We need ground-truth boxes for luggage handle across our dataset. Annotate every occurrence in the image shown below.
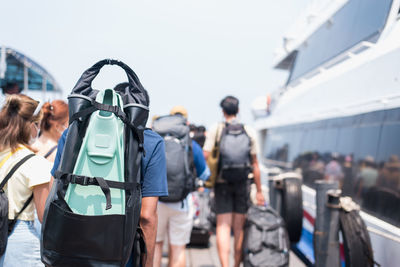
[72,59,145,95]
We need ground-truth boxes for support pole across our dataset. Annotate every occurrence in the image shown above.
[269,177,283,213]
[314,180,339,267]
[325,189,341,266]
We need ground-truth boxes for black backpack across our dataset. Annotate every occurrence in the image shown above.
[219,122,252,183]
[243,205,290,267]
[0,154,35,256]
[40,60,149,267]
[152,115,196,202]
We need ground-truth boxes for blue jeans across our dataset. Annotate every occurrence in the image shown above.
[0,220,42,266]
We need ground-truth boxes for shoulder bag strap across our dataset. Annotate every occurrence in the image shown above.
[43,145,58,159]
[0,154,35,190]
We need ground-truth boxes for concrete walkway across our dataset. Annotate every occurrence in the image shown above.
[161,235,305,267]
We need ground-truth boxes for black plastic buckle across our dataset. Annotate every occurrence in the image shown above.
[82,176,89,186]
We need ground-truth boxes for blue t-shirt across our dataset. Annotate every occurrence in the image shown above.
[192,140,210,181]
[51,129,168,198]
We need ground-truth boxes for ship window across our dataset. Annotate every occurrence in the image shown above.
[264,108,400,226]
[336,127,357,156]
[28,68,43,91]
[376,124,400,163]
[46,80,54,91]
[358,123,400,226]
[353,126,381,161]
[289,0,393,82]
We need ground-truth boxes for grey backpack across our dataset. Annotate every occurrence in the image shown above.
[219,122,252,183]
[152,115,195,202]
[243,205,290,267]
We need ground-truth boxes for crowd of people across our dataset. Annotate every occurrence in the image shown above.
[0,85,264,267]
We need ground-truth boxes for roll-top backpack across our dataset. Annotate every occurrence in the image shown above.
[219,122,252,183]
[243,205,290,267]
[152,115,195,203]
[40,59,149,267]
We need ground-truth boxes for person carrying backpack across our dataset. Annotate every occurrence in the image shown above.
[44,61,168,267]
[152,106,210,267]
[203,95,265,267]
[0,94,52,266]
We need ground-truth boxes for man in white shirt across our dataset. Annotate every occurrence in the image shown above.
[203,96,264,267]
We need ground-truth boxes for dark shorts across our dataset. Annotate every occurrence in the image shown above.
[214,181,249,214]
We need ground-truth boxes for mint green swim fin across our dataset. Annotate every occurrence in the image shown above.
[65,89,125,215]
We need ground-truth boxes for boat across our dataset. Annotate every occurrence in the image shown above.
[0,46,62,102]
[252,0,400,266]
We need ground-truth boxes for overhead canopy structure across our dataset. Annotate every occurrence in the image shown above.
[0,46,61,93]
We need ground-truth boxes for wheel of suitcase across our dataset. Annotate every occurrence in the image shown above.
[281,177,303,243]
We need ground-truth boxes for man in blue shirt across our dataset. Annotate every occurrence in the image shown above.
[153,107,210,267]
[52,118,168,266]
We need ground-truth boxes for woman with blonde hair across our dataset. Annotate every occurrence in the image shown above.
[0,94,52,266]
[32,100,68,162]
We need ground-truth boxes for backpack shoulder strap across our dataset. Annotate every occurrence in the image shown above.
[0,154,35,190]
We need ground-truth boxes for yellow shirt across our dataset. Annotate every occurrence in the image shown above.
[0,147,52,221]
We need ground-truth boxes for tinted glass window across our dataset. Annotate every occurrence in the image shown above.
[287,130,302,162]
[28,69,43,90]
[289,0,393,82]
[356,123,400,226]
[337,127,357,156]
[353,126,381,161]
[46,80,54,91]
[376,124,400,162]
[321,128,339,154]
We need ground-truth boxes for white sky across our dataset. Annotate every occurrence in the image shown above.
[1,0,309,128]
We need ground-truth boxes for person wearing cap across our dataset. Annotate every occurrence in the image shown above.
[203,96,264,267]
[153,106,210,267]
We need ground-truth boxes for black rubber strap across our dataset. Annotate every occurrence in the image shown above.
[94,177,112,210]
[0,154,35,190]
[56,172,139,211]
[56,172,138,190]
[9,193,34,233]
[69,101,144,146]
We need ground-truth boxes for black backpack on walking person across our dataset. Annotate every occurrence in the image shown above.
[152,115,196,202]
[219,122,252,183]
[0,153,35,256]
[40,60,149,267]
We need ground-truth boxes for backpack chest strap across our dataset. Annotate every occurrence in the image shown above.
[56,171,139,210]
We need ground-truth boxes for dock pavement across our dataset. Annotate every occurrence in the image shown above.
[161,234,306,267]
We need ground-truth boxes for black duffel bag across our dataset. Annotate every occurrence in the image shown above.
[243,205,290,267]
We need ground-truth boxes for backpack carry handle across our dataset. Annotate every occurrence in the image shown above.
[71,59,147,100]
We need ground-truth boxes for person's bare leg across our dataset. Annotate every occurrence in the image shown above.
[216,213,233,267]
[153,241,164,267]
[232,213,246,267]
[168,244,186,267]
